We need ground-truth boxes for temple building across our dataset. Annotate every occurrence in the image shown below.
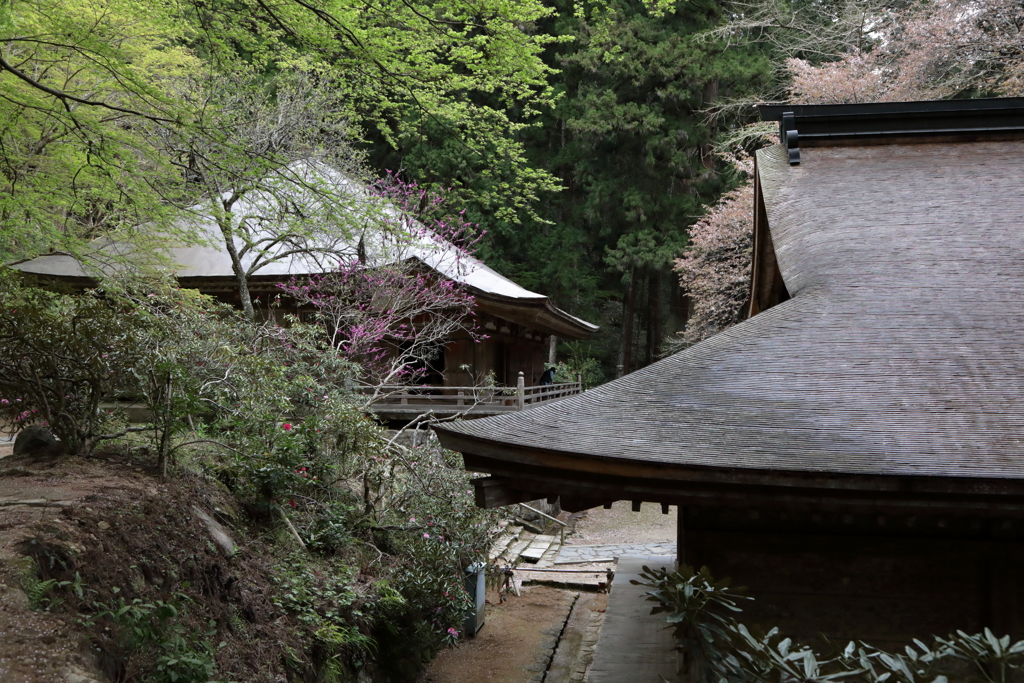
[10,171,597,417]
[435,97,1024,645]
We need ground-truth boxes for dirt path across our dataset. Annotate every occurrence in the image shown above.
[0,452,140,683]
[418,586,601,683]
[419,501,674,683]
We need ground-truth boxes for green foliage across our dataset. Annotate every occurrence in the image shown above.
[555,341,606,388]
[270,553,359,628]
[0,0,197,262]
[637,563,1024,683]
[90,596,220,683]
[17,557,75,612]
[0,270,157,454]
[0,0,570,266]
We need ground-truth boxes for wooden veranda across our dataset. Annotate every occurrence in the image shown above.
[363,372,582,420]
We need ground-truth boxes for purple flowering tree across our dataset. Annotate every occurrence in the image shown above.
[279,174,484,405]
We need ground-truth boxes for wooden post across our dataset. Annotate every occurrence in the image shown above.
[676,506,687,569]
[548,335,557,365]
[457,390,464,407]
[577,372,583,392]
[517,372,525,410]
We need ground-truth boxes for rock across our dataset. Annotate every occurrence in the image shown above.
[13,425,60,456]
[62,665,103,683]
[192,506,236,558]
[96,521,110,530]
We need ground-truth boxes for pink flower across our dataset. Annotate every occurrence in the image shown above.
[447,628,459,637]
[423,533,430,539]
[282,423,293,431]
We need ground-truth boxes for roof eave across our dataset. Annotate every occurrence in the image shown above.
[436,426,1024,515]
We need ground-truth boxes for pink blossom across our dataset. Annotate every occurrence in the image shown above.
[282,422,293,431]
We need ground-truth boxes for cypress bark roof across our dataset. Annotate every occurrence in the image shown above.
[9,162,597,339]
[437,136,1024,482]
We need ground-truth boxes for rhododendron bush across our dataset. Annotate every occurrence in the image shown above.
[0,270,160,455]
[0,266,495,670]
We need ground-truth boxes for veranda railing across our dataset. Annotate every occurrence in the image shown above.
[362,371,583,412]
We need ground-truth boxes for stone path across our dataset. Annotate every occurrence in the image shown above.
[554,542,675,563]
[587,555,679,683]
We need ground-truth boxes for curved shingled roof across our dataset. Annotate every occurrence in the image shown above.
[10,162,597,339]
[437,138,1024,481]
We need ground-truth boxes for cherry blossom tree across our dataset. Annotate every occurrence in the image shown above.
[787,0,1024,102]
[671,155,756,350]
[720,0,1024,103]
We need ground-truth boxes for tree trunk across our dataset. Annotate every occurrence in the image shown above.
[548,335,557,366]
[617,269,637,377]
[218,218,255,319]
[670,284,690,335]
[646,270,662,364]
[700,79,720,172]
[235,271,255,320]
[157,376,173,478]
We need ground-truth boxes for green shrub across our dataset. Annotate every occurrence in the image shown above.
[89,595,219,683]
[0,269,155,454]
[637,564,1024,683]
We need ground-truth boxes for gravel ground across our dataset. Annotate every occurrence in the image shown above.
[566,501,676,546]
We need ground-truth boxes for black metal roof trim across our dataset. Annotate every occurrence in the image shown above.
[758,98,1024,150]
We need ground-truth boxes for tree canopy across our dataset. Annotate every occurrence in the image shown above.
[0,0,571,264]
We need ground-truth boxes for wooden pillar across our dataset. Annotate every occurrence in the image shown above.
[516,372,525,410]
[676,506,687,568]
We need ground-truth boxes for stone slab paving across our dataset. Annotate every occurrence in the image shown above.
[587,555,679,683]
[555,542,675,563]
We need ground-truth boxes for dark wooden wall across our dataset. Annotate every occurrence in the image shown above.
[444,314,548,387]
[682,506,1024,650]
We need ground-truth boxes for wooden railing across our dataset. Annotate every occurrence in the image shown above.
[362,371,583,414]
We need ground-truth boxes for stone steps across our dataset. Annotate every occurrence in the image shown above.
[519,534,557,563]
[487,523,523,562]
[490,522,566,568]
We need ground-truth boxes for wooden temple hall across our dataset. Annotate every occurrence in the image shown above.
[436,98,1024,646]
[11,178,598,416]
